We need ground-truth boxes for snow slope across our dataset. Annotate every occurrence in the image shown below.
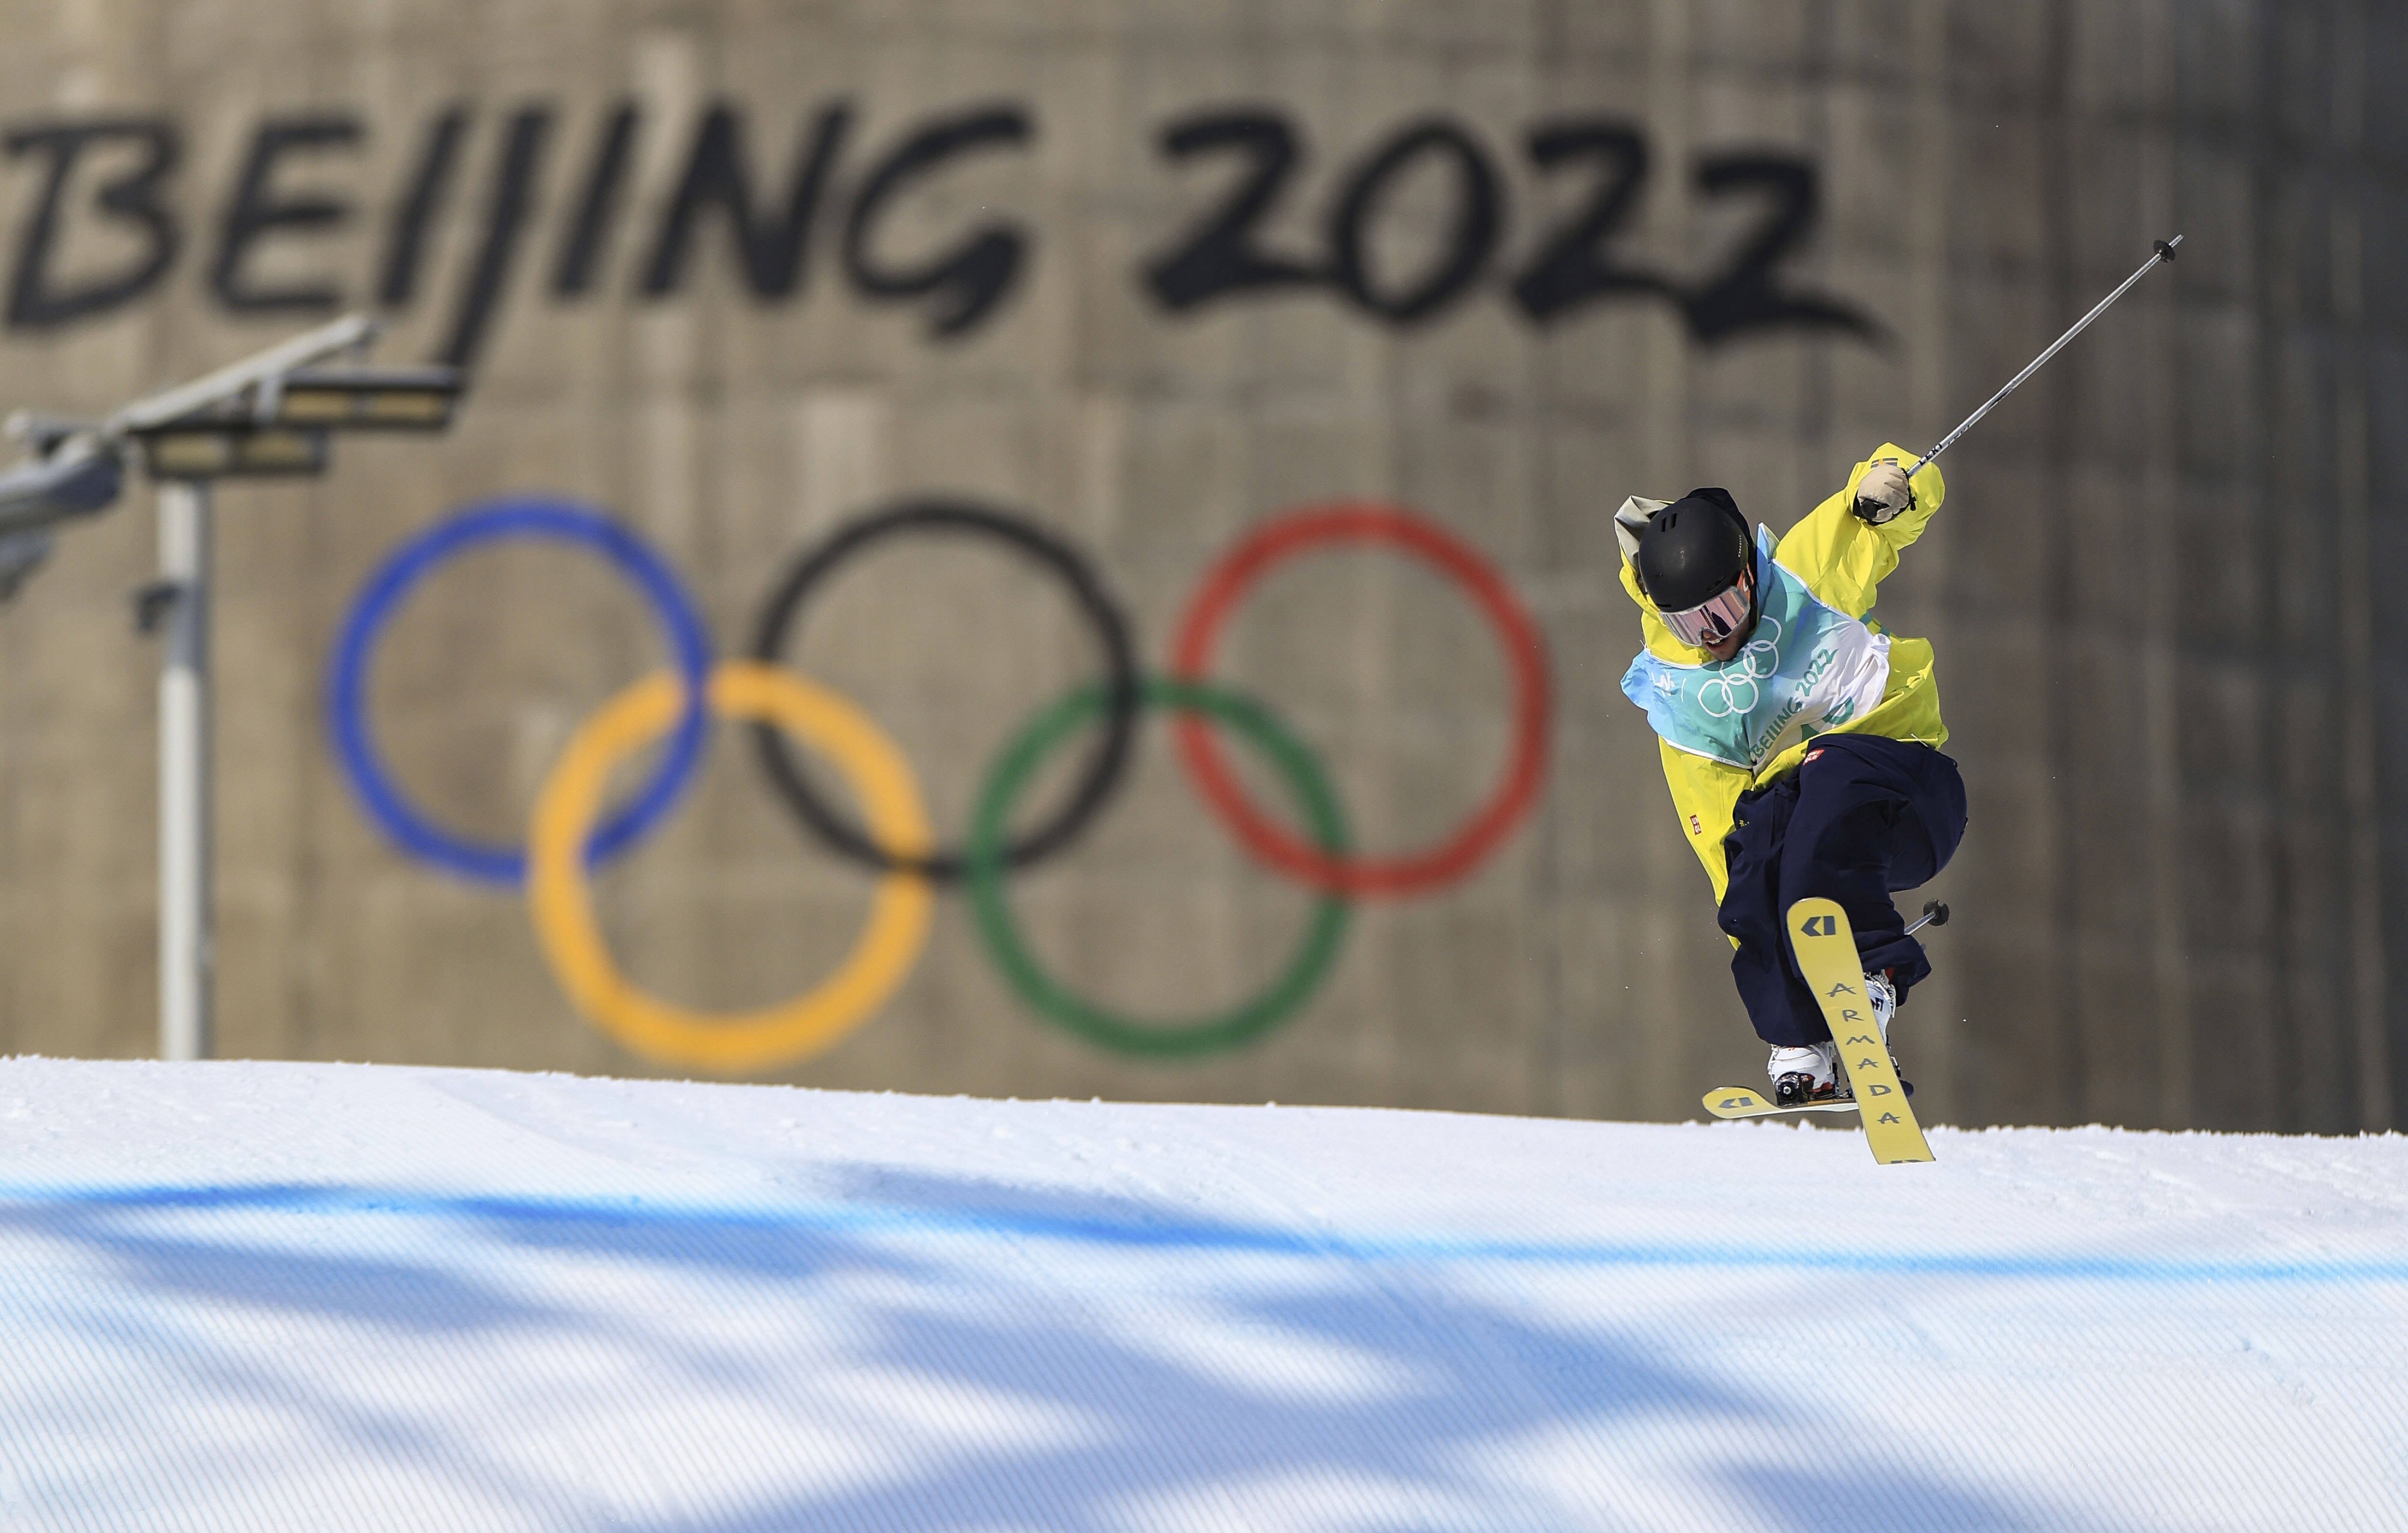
[0,1059,2402,1531]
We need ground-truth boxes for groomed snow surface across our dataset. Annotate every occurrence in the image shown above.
[0,1060,2403,1531]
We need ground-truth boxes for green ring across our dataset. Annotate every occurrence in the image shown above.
[967,677,1351,1058]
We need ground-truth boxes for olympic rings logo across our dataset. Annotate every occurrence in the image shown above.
[328,495,1551,1073]
[1695,616,1783,719]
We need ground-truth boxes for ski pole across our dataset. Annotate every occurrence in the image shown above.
[1903,236,2182,481]
[1903,899,1949,938]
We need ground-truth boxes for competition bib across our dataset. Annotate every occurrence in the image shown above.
[1621,528,1891,770]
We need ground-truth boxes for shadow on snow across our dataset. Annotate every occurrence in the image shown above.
[0,1169,2107,1532]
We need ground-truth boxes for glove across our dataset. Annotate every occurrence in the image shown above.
[1852,459,1912,524]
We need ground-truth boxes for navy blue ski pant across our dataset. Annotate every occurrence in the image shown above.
[1716,735,1967,1048]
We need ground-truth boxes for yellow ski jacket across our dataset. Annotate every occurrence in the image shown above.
[1618,444,1948,902]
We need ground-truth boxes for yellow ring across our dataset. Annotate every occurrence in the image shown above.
[526,660,934,1073]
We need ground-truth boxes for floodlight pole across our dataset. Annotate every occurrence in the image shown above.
[157,478,212,1062]
[0,312,462,1063]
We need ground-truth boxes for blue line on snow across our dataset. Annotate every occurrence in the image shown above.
[0,1179,2401,1286]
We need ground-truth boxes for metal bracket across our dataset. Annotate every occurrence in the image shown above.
[132,579,183,635]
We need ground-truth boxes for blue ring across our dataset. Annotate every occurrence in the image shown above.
[328,499,713,885]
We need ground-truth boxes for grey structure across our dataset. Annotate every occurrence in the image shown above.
[0,0,2389,1133]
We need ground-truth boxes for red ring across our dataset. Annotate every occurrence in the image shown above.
[1170,503,1551,897]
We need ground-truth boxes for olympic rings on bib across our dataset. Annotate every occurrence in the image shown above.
[749,499,1141,882]
[526,662,934,1071]
[966,678,1350,1058]
[1696,616,1783,719]
[1169,503,1550,897]
[330,499,713,885]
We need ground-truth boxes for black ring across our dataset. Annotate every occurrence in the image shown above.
[748,498,1141,882]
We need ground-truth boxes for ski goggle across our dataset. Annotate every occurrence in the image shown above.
[1658,565,1754,649]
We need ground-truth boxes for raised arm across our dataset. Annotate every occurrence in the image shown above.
[1773,442,1946,622]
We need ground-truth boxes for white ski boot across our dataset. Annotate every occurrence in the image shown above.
[1865,969,1898,1036]
[1767,1042,1839,1107]
[1857,968,1913,1096]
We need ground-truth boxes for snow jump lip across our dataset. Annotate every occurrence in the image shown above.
[5,1178,2401,1288]
[8,1065,2406,1532]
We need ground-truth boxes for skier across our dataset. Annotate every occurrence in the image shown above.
[1616,447,1968,1106]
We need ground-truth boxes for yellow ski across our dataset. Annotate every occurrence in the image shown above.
[1787,896,1934,1164]
[1701,1086,1867,1119]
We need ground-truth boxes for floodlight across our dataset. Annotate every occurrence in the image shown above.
[140,428,332,480]
[107,317,462,484]
[122,365,461,445]
[265,366,461,430]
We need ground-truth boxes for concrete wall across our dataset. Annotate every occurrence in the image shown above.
[0,0,2388,1132]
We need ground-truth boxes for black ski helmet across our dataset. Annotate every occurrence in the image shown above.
[1635,489,1752,612]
